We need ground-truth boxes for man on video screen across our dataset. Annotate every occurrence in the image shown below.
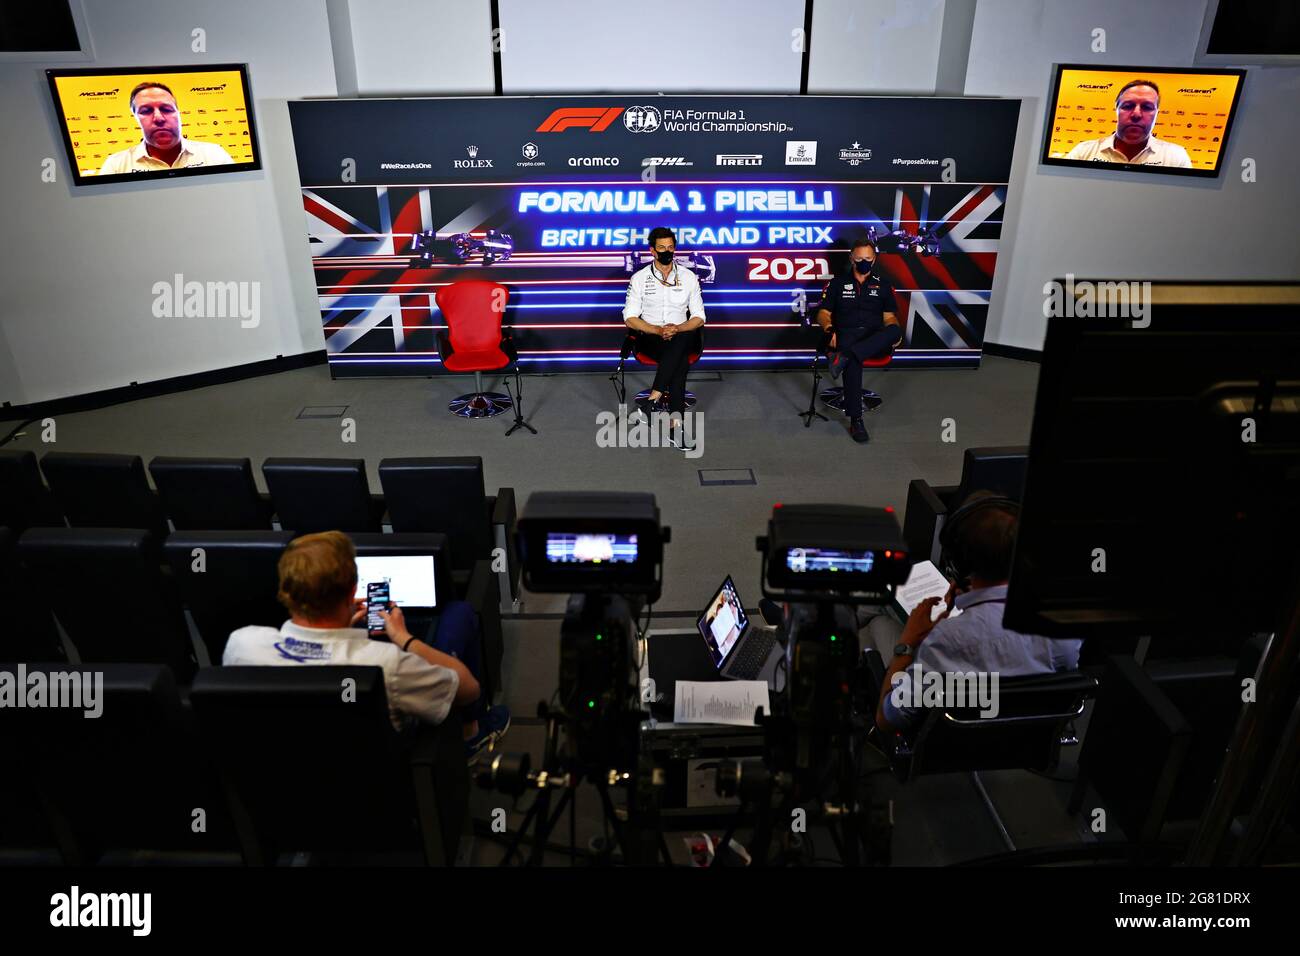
[1064,78,1191,168]
[98,81,234,174]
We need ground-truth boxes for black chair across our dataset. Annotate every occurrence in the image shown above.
[0,449,63,533]
[262,458,385,534]
[18,528,198,682]
[1069,647,1262,849]
[871,662,1097,780]
[150,456,275,530]
[378,456,520,598]
[163,531,296,664]
[0,526,64,662]
[867,648,1097,851]
[0,654,60,861]
[903,446,1029,564]
[351,531,503,701]
[190,666,468,865]
[0,663,235,864]
[40,452,169,539]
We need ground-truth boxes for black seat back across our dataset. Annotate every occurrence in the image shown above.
[1080,652,1248,842]
[906,671,1097,777]
[378,457,490,571]
[18,528,197,682]
[954,446,1029,506]
[40,452,168,539]
[0,522,64,665]
[190,666,463,863]
[0,527,64,662]
[150,456,273,530]
[1,663,233,862]
[163,531,295,664]
[262,458,382,534]
[0,450,63,533]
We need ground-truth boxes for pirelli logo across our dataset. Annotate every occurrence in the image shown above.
[536,107,624,132]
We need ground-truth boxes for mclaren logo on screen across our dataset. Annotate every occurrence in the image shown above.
[536,107,624,132]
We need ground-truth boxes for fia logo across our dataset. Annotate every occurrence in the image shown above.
[624,105,662,133]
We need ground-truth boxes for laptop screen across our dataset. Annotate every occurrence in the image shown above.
[697,576,748,669]
[355,554,438,609]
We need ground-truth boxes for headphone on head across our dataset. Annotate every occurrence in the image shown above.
[938,494,1021,588]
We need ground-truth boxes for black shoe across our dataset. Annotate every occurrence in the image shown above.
[633,396,654,422]
[828,350,846,381]
[850,418,870,443]
[668,418,697,453]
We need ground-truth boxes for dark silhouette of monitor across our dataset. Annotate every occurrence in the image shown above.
[1004,282,1300,641]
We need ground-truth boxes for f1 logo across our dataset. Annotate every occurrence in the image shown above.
[536,107,624,132]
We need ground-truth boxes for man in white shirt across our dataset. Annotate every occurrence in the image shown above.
[1063,79,1192,168]
[622,227,707,433]
[224,531,508,754]
[98,81,234,175]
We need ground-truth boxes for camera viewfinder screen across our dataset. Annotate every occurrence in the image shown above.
[785,547,876,574]
[545,533,639,564]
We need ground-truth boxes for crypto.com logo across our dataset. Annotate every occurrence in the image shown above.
[536,107,624,132]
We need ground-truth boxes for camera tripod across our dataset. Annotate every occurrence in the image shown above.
[480,703,672,866]
[715,707,891,867]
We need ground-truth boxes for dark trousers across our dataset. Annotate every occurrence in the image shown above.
[423,599,488,725]
[838,325,901,418]
[638,330,700,414]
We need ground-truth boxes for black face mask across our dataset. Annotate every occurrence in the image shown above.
[656,250,675,266]
[854,257,874,275]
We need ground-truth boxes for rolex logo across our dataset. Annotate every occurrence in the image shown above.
[466,145,478,158]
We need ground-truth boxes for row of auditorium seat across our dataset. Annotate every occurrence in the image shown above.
[0,449,518,591]
[0,526,502,695]
[0,662,467,865]
[1,442,1274,861]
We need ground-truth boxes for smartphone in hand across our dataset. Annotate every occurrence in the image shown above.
[366,580,391,639]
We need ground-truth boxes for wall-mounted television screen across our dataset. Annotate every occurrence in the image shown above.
[1040,64,1245,178]
[46,64,261,186]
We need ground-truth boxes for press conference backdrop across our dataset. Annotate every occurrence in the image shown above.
[287,96,1021,376]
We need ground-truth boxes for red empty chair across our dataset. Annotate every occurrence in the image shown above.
[435,280,535,434]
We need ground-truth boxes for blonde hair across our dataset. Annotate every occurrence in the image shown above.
[277,531,357,620]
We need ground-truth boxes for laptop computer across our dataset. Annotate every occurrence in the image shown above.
[355,553,438,610]
[698,576,780,683]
